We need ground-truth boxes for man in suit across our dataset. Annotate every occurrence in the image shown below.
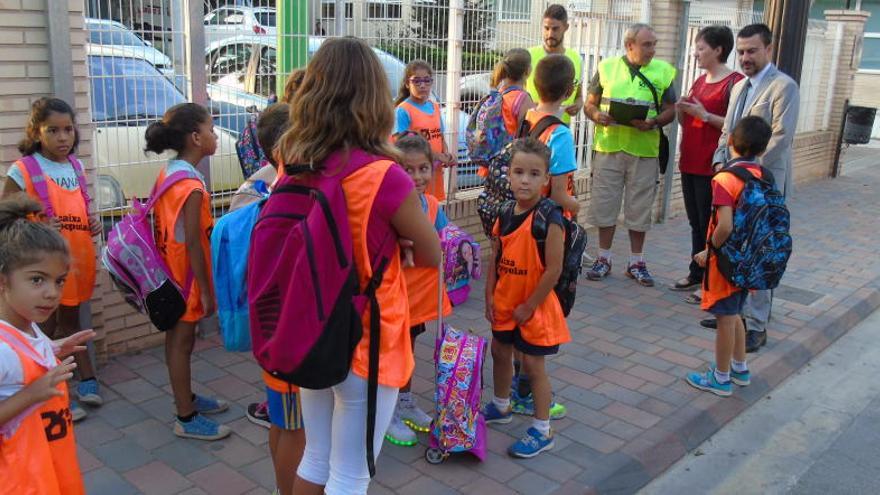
[701,23,800,352]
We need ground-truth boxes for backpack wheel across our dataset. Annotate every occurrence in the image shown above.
[425,447,447,465]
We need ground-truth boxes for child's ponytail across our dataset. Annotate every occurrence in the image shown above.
[145,103,211,155]
[491,48,532,89]
[0,194,68,274]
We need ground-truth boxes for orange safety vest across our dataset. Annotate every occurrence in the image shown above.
[345,161,413,388]
[501,86,530,137]
[524,109,576,207]
[398,100,446,201]
[404,194,452,327]
[153,167,214,323]
[0,323,84,495]
[491,212,570,347]
[17,160,95,306]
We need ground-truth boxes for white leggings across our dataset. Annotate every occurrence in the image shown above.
[296,372,399,495]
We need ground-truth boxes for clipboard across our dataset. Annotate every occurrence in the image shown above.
[609,100,649,126]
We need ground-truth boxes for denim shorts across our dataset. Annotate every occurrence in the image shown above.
[708,290,748,316]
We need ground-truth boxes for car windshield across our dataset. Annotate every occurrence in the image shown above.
[254,11,275,27]
[88,24,147,47]
[89,55,185,123]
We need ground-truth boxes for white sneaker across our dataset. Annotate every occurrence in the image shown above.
[384,412,417,446]
[398,398,432,432]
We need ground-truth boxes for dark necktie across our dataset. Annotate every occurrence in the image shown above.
[732,80,752,125]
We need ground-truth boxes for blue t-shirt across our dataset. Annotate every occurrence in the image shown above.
[546,125,578,177]
[394,98,446,136]
[420,194,448,233]
[165,158,207,184]
[7,152,81,191]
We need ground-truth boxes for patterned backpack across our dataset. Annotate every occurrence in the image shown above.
[235,113,268,179]
[465,86,526,165]
[440,223,481,306]
[711,165,792,290]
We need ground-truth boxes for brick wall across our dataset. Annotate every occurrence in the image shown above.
[852,72,880,108]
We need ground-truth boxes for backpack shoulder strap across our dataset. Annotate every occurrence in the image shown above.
[528,115,566,141]
[144,170,202,211]
[18,155,54,217]
[67,156,93,210]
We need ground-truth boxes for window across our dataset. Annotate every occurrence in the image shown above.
[254,10,276,27]
[88,56,185,123]
[209,43,253,88]
[366,1,402,20]
[498,0,529,21]
[87,24,148,47]
[860,1,880,70]
[321,1,354,19]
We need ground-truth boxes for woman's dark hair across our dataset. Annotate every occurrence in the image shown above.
[394,59,434,107]
[731,116,772,157]
[509,137,551,172]
[144,103,211,155]
[18,97,79,156]
[257,103,290,167]
[395,132,433,163]
[0,193,68,275]
[697,25,735,63]
[491,48,532,88]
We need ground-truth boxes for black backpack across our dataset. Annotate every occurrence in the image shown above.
[498,198,587,316]
[477,115,566,238]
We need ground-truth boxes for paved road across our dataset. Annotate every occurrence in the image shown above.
[641,308,880,495]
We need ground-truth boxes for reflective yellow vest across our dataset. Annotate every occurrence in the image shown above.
[526,46,582,124]
[593,56,676,157]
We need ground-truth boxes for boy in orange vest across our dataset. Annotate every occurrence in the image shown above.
[482,137,571,458]
[686,116,772,396]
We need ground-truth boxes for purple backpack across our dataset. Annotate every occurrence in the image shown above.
[247,151,394,477]
[441,223,481,306]
[19,154,91,217]
[102,171,198,331]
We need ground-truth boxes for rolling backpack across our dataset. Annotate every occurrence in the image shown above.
[477,115,565,238]
[710,165,792,290]
[235,113,268,179]
[102,171,200,331]
[247,154,394,477]
[440,223,481,306]
[210,181,270,352]
[465,86,528,165]
[498,197,587,316]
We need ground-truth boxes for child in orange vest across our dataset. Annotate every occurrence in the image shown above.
[144,103,230,441]
[394,59,456,201]
[686,116,772,397]
[384,133,453,447]
[0,193,98,495]
[483,137,570,458]
[2,97,102,422]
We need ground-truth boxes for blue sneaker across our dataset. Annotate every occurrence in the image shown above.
[508,427,554,458]
[76,379,103,407]
[482,401,512,424]
[70,401,87,422]
[193,394,229,415]
[708,363,751,387]
[685,369,732,397]
[173,414,231,441]
[510,392,568,420]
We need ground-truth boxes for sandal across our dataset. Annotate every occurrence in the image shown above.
[670,276,700,292]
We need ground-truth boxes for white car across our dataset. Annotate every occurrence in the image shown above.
[85,18,174,76]
[87,47,243,211]
[204,6,276,46]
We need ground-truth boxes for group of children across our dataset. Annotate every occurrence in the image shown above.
[0,32,778,495]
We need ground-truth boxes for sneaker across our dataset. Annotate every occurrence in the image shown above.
[71,402,87,422]
[173,414,231,441]
[685,369,732,397]
[398,399,432,433]
[586,257,612,281]
[708,363,751,387]
[508,427,555,458]
[76,379,103,407]
[625,261,655,287]
[481,401,513,424]
[510,392,568,420]
[193,394,229,415]
[385,412,418,446]
[246,401,270,429]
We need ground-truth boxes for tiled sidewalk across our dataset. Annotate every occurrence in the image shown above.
[80,151,880,495]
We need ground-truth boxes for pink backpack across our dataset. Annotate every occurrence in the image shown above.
[102,171,198,331]
[247,151,394,477]
[18,154,90,217]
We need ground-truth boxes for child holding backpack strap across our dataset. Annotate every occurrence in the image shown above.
[483,138,570,459]
[144,103,230,441]
[384,133,453,447]
[0,194,96,495]
[265,38,440,495]
[2,97,102,422]
[394,59,456,201]
[686,116,774,397]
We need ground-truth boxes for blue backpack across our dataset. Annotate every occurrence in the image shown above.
[210,182,269,351]
[711,164,792,290]
[465,86,527,164]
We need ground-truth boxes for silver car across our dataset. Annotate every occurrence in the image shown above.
[204,6,277,46]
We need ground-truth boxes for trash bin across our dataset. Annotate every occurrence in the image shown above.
[843,106,877,145]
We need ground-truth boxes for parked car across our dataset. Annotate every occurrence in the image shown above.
[204,36,483,189]
[87,48,244,212]
[204,6,276,46]
[85,18,174,76]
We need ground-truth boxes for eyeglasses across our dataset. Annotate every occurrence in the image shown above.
[409,77,433,86]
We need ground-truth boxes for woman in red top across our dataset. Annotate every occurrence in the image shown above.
[674,25,744,300]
